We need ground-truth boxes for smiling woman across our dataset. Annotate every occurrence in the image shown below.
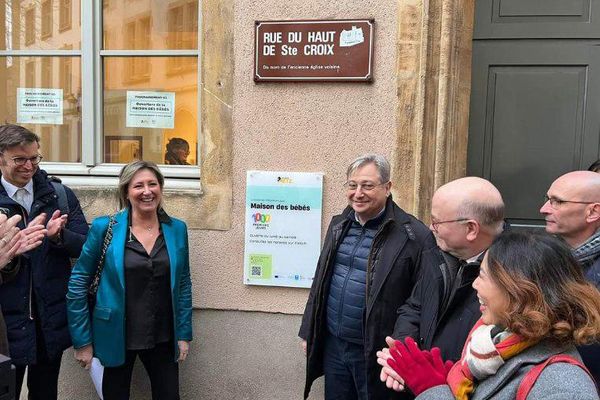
[67,160,193,400]
[386,231,600,400]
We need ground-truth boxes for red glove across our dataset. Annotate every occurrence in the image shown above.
[387,337,450,396]
[422,347,454,375]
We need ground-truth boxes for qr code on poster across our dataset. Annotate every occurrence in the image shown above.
[251,265,262,277]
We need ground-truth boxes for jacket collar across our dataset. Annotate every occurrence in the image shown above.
[110,207,176,290]
[125,206,172,227]
[1,176,33,198]
[340,195,411,226]
[0,169,53,199]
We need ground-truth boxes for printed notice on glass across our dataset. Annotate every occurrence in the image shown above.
[244,170,323,288]
[126,91,175,129]
[17,88,63,125]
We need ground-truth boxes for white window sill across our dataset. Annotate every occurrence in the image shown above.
[42,163,202,192]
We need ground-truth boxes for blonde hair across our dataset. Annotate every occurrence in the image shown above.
[117,160,164,210]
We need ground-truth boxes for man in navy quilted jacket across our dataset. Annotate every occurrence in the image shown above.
[299,154,436,400]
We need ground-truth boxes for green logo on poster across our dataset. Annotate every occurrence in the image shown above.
[249,254,272,279]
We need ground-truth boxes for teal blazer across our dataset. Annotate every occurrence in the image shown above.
[67,209,193,367]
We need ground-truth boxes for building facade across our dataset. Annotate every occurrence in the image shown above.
[6,0,594,399]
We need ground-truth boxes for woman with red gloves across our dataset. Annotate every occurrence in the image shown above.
[380,231,600,399]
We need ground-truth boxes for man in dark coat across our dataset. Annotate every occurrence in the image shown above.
[0,124,88,400]
[541,170,600,381]
[377,177,505,398]
[299,154,436,400]
[0,212,47,357]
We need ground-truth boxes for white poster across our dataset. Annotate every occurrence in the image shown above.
[244,171,323,288]
[17,88,63,125]
[126,91,175,129]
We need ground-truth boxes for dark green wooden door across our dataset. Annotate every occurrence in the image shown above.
[468,0,600,228]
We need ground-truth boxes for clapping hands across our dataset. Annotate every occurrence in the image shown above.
[0,213,47,268]
[387,337,453,396]
[378,336,454,396]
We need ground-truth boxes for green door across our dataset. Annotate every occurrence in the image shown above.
[468,0,600,228]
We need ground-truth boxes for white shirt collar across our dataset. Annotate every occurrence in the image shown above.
[1,176,34,198]
[466,250,485,264]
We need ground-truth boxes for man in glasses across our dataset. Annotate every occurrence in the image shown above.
[541,170,600,381]
[377,177,505,398]
[299,154,436,400]
[0,124,88,400]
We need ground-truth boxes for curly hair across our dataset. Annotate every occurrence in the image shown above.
[486,230,600,345]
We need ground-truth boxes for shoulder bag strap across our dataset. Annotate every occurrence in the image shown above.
[516,354,595,400]
[87,215,115,297]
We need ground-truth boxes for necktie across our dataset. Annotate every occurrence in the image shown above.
[14,188,28,212]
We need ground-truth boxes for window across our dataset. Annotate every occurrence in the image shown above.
[41,57,52,86]
[124,16,151,82]
[60,45,73,96]
[0,1,200,181]
[25,8,35,45]
[41,0,53,39]
[25,60,35,87]
[167,1,198,73]
[59,0,72,32]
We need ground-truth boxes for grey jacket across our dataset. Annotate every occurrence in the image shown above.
[417,341,598,400]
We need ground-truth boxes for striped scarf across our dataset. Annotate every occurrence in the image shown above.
[446,319,537,400]
[572,228,600,268]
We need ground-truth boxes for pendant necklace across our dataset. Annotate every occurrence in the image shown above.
[128,224,156,242]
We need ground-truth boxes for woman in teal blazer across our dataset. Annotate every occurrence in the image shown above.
[67,161,192,400]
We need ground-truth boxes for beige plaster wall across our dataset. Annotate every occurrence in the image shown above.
[70,0,475,317]
[195,0,403,314]
[52,310,322,400]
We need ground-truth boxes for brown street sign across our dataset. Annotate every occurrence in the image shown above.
[254,19,374,82]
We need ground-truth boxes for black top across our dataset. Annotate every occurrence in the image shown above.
[124,215,173,350]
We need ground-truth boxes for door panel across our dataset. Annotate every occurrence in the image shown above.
[468,41,600,227]
[475,0,599,39]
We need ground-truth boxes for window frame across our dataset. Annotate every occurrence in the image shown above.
[41,0,53,40]
[24,7,35,45]
[59,0,73,33]
[0,1,202,185]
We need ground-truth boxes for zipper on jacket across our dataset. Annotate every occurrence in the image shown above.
[18,206,35,321]
[312,222,347,347]
[336,226,366,337]
[422,260,447,347]
[364,220,391,309]
[436,263,467,327]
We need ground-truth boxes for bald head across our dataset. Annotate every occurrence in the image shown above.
[430,177,504,259]
[435,177,505,230]
[541,171,600,247]
[550,171,600,202]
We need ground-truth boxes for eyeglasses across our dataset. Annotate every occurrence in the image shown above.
[2,154,43,166]
[430,218,469,233]
[543,194,596,209]
[343,181,388,192]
